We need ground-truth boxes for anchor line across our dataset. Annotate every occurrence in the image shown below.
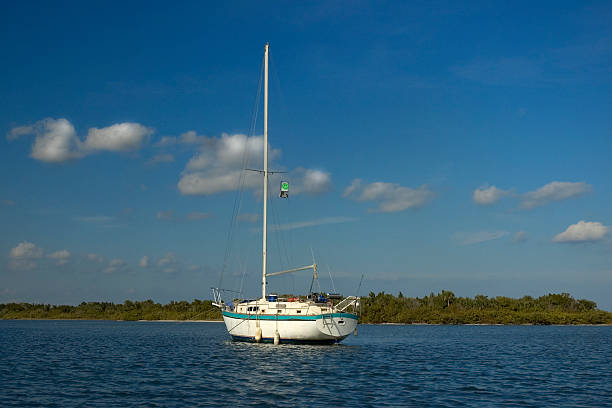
[227,315,250,334]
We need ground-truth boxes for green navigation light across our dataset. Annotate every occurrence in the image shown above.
[280,181,289,198]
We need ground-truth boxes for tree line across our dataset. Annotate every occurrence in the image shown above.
[0,299,220,321]
[360,291,611,324]
[1,292,610,324]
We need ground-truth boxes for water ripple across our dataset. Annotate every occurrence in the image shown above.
[1,322,611,407]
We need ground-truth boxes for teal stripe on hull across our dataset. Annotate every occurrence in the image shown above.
[222,310,358,321]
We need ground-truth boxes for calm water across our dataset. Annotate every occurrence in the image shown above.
[1,321,610,407]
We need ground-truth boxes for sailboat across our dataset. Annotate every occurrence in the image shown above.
[212,43,360,344]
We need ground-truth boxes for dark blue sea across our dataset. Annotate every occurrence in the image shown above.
[1,321,610,407]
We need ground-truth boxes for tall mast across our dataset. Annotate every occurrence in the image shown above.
[262,43,269,299]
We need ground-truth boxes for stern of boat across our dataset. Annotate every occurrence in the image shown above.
[316,313,358,338]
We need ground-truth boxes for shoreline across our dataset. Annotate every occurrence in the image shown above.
[2,318,610,326]
[0,318,223,322]
[371,322,612,326]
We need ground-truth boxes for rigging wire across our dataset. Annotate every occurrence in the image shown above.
[284,192,297,273]
[268,184,284,292]
[218,53,265,292]
[270,52,298,273]
[269,188,291,267]
[268,175,292,295]
[312,247,323,294]
[327,265,337,294]
[238,261,247,298]
[238,212,257,299]
[266,56,297,296]
[270,54,292,136]
[218,49,313,300]
[356,274,365,297]
[278,198,292,271]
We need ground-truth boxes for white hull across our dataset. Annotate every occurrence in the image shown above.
[222,311,358,344]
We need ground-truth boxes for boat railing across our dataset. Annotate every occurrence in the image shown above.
[212,287,246,310]
[211,287,223,308]
[335,296,361,313]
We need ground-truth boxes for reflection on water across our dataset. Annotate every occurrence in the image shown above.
[1,321,610,407]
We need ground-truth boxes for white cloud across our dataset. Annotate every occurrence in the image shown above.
[270,216,357,231]
[512,231,528,243]
[179,170,252,195]
[75,215,115,223]
[454,231,510,246]
[158,252,176,266]
[9,241,43,270]
[154,131,207,148]
[8,118,153,163]
[343,179,362,198]
[154,136,177,148]
[7,124,35,140]
[156,210,174,220]
[104,258,126,273]
[48,250,71,265]
[552,221,608,243]
[139,256,149,268]
[146,154,174,166]
[473,185,509,205]
[84,123,153,152]
[74,215,120,228]
[29,118,84,163]
[238,213,259,223]
[187,212,211,220]
[343,179,434,213]
[291,168,332,195]
[185,154,209,171]
[10,241,43,259]
[177,133,331,198]
[86,253,104,263]
[48,249,70,259]
[179,130,207,144]
[521,181,592,209]
[177,133,281,196]
[220,134,275,166]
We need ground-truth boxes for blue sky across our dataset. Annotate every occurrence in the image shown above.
[1,1,611,309]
